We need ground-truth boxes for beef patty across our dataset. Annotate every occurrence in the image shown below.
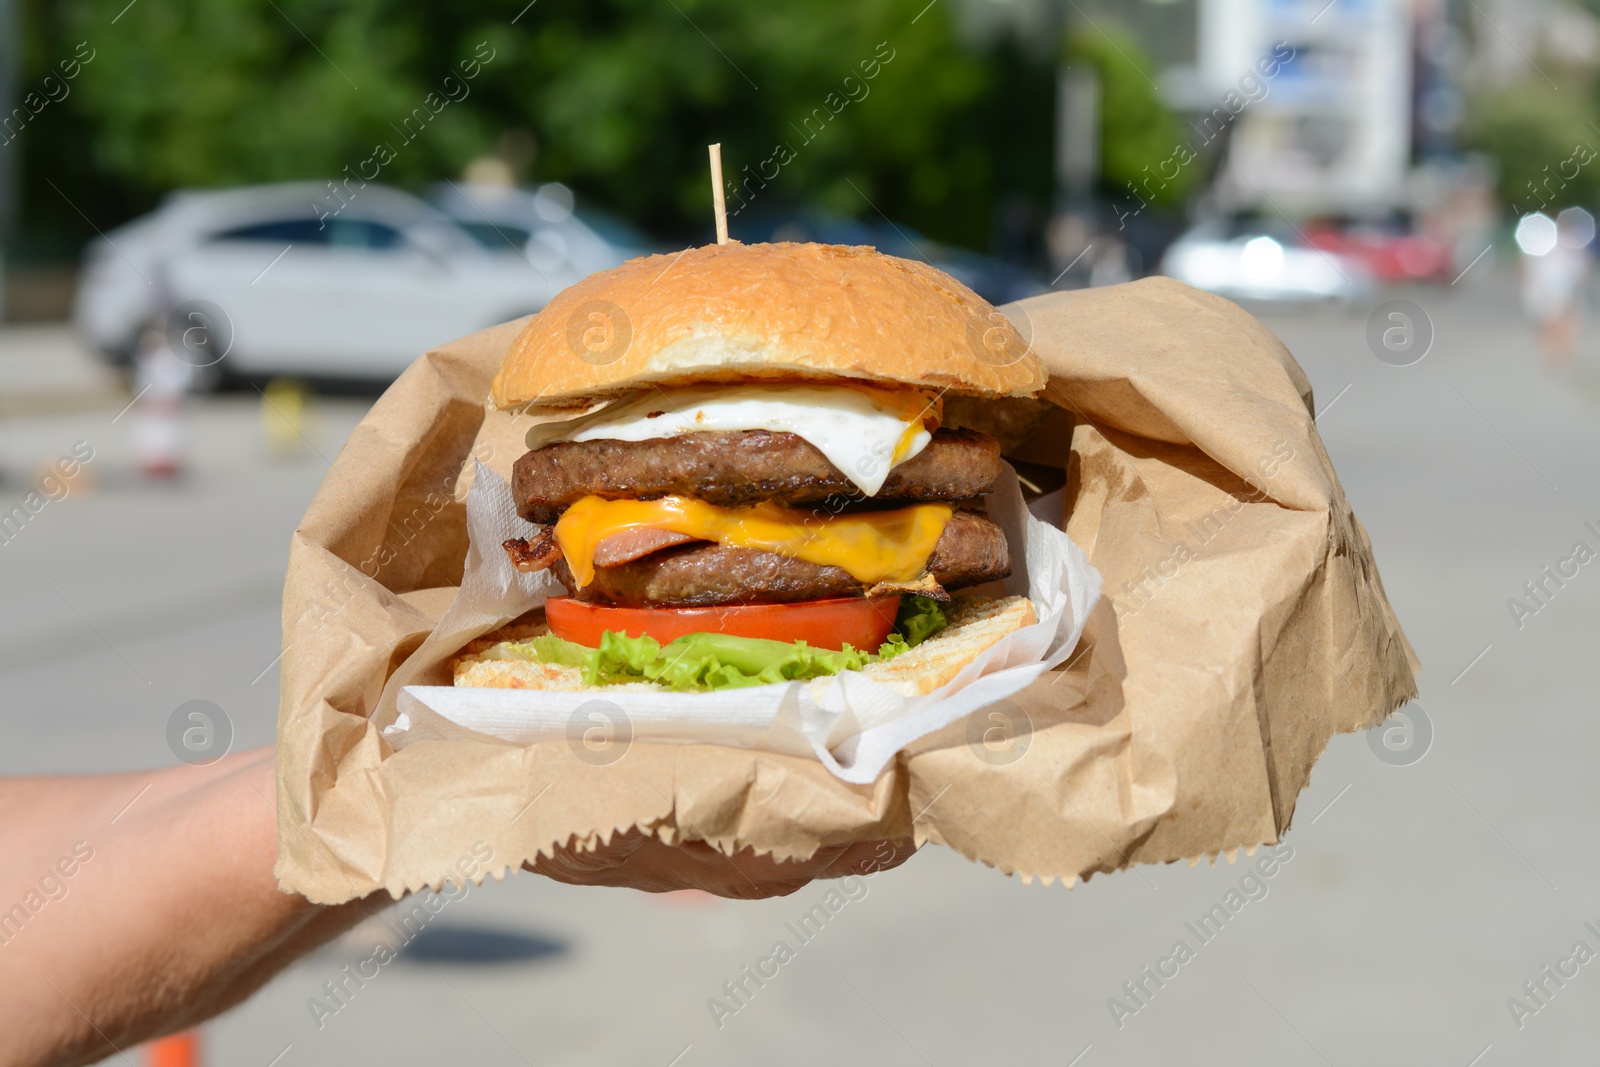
[549,509,1009,607]
[513,427,1001,524]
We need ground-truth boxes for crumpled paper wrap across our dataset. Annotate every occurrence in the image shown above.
[274,277,1417,902]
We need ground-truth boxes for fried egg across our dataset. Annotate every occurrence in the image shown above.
[548,383,939,497]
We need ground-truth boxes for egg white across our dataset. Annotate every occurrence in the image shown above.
[561,384,933,497]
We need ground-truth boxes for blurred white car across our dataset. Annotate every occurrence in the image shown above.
[428,181,660,279]
[74,183,565,383]
[1161,216,1372,305]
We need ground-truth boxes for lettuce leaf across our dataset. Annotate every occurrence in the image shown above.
[895,595,948,647]
[527,633,589,668]
[508,594,952,692]
[580,630,878,690]
[486,633,589,668]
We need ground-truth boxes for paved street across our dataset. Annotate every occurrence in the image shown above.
[1,274,1596,1065]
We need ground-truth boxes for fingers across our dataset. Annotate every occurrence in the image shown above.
[525,829,654,887]
[531,832,813,899]
[814,838,917,880]
[524,830,917,900]
[694,841,841,900]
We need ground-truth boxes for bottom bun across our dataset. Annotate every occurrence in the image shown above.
[452,594,1038,697]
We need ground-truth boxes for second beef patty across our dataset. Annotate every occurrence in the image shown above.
[548,508,1010,607]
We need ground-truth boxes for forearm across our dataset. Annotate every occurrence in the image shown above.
[0,748,386,1067]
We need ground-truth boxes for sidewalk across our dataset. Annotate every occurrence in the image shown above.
[0,323,128,417]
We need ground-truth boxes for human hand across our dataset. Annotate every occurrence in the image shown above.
[0,749,389,1067]
[527,828,915,899]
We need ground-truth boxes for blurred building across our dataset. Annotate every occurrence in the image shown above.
[1464,0,1598,85]
[979,0,1479,211]
[970,0,1503,280]
[1176,0,1415,213]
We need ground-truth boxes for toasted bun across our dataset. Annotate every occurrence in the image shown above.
[452,594,1037,697]
[491,242,1046,413]
[834,594,1037,696]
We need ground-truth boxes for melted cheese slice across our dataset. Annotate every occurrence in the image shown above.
[554,494,953,588]
[560,383,939,497]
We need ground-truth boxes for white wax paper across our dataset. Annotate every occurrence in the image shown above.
[378,461,1101,785]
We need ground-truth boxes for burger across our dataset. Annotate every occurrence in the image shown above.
[453,241,1049,696]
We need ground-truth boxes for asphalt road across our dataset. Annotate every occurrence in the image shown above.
[0,274,1595,1066]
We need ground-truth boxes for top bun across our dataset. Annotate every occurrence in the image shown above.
[491,241,1046,412]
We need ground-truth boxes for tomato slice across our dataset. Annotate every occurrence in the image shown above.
[545,595,903,652]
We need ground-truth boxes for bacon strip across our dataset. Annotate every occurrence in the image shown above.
[865,572,950,601]
[504,526,706,574]
[591,528,701,567]
[503,528,562,573]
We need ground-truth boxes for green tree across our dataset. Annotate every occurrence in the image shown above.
[27,0,1028,247]
[1063,25,1193,205]
[1464,85,1600,215]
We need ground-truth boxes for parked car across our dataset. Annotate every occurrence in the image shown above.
[739,209,1050,306]
[1303,210,1453,283]
[74,182,564,384]
[428,181,662,280]
[1160,215,1372,305]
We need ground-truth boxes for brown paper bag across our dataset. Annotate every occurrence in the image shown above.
[273,277,1416,903]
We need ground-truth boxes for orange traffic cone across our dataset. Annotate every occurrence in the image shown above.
[144,1030,199,1067]
[132,326,189,480]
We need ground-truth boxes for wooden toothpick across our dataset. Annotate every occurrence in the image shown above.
[708,143,729,244]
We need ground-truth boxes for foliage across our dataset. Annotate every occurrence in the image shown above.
[1062,25,1193,206]
[22,0,1032,247]
[1463,85,1600,214]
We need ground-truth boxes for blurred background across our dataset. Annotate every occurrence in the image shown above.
[1,0,1597,1064]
